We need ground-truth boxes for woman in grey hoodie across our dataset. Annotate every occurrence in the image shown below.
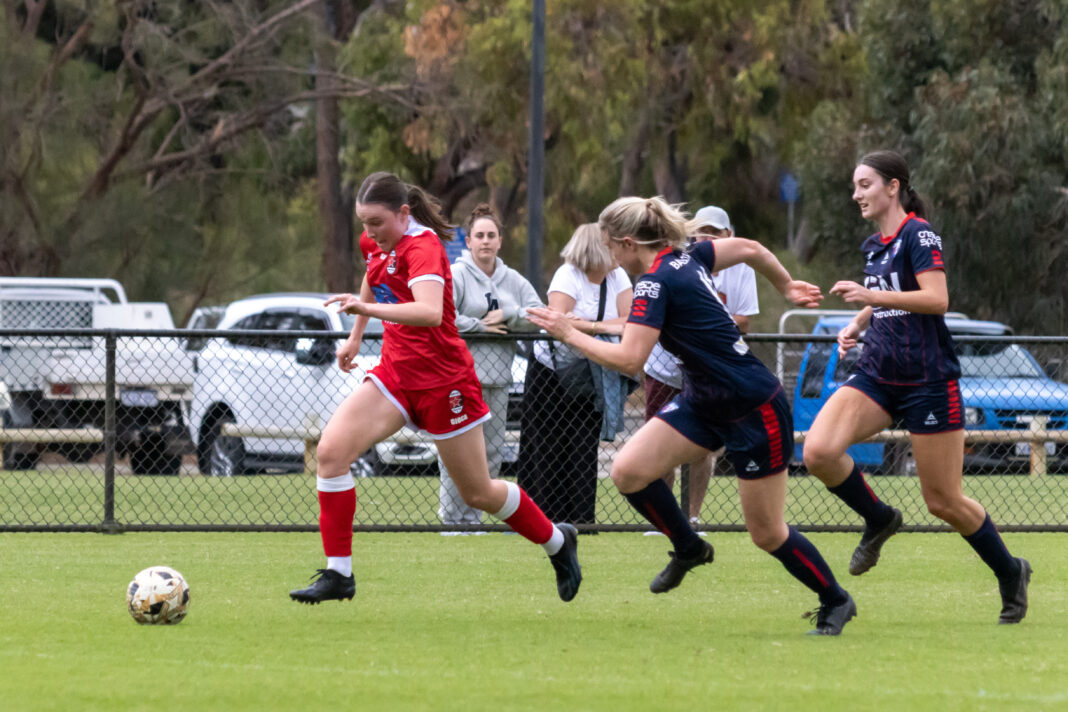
[439,204,544,528]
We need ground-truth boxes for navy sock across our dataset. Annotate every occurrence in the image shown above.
[624,479,704,557]
[828,464,894,529]
[770,527,847,605]
[963,514,1021,581]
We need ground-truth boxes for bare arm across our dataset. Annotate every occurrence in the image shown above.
[327,280,445,327]
[830,270,949,315]
[549,288,633,337]
[527,307,657,377]
[707,238,822,307]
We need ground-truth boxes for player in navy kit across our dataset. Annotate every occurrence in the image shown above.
[529,196,857,635]
[289,172,581,605]
[803,150,1030,624]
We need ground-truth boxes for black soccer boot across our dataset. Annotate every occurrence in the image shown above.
[650,539,715,594]
[849,507,903,575]
[804,592,857,636]
[549,523,582,602]
[997,557,1032,624]
[289,568,356,604]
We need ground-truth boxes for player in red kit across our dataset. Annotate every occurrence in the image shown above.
[289,171,581,604]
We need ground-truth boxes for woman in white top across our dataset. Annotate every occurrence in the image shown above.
[519,223,633,526]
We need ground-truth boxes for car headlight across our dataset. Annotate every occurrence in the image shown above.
[964,407,984,425]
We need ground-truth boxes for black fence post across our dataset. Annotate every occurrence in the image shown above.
[101,330,121,534]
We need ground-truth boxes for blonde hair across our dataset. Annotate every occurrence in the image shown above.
[560,223,613,274]
[598,196,689,249]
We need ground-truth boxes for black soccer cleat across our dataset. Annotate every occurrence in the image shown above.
[289,568,356,604]
[804,592,857,636]
[849,507,904,575]
[997,557,1032,624]
[650,539,715,594]
[549,523,582,602]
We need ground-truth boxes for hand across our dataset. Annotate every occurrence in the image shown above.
[324,293,369,316]
[526,306,577,342]
[335,337,362,373]
[783,280,824,308]
[837,322,862,358]
[829,280,875,306]
[481,309,506,334]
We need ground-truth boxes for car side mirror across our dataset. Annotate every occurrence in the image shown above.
[295,338,335,366]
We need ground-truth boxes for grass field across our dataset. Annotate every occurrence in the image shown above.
[3,468,1068,529]
[2,531,1066,711]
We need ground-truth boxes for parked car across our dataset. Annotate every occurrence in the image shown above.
[792,315,1068,475]
[184,293,437,476]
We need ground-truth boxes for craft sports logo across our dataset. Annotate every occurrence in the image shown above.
[918,230,942,249]
[633,281,661,300]
[448,389,464,414]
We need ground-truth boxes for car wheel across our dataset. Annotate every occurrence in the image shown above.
[207,416,246,477]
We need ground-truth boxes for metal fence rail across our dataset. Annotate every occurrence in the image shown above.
[2,328,1067,532]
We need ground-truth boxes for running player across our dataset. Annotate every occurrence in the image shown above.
[528,197,856,635]
[289,171,581,604]
[803,150,1030,624]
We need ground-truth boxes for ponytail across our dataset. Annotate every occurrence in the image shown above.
[356,171,455,241]
[901,185,929,220]
[598,196,688,249]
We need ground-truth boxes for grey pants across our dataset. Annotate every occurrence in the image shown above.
[438,383,509,526]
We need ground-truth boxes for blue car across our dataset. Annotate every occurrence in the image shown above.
[792,316,1068,475]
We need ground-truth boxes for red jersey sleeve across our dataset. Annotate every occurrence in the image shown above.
[401,231,448,287]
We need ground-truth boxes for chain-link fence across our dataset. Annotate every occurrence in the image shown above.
[2,327,1067,532]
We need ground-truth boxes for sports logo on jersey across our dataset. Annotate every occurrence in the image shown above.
[732,337,749,355]
[448,389,464,414]
[371,284,400,304]
[386,250,398,275]
[918,230,942,249]
[745,460,760,473]
[925,412,938,426]
[634,281,661,299]
[659,402,680,415]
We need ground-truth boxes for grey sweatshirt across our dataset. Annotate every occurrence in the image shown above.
[452,251,544,386]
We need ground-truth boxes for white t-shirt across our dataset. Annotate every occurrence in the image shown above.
[643,261,759,387]
[534,263,631,369]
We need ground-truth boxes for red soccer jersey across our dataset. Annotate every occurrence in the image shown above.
[360,220,475,389]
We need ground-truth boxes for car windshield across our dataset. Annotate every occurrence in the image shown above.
[957,343,1043,379]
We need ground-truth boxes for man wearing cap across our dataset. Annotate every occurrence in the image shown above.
[641,204,760,527]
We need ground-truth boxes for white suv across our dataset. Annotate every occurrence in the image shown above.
[185,293,436,476]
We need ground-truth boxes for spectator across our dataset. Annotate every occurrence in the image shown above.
[643,205,759,526]
[439,204,543,531]
[518,223,633,528]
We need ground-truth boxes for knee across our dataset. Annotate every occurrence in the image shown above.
[924,492,958,522]
[746,520,786,552]
[458,484,496,512]
[316,437,353,474]
[610,461,642,494]
[802,439,840,473]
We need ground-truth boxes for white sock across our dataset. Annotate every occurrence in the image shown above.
[327,556,352,577]
[541,525,565,556]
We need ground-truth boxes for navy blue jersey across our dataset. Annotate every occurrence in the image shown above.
[854,213,961,384]
[628,242,781,421]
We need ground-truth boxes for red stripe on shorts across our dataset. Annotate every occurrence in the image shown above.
[759,402,784,471]
[947,380,962,426]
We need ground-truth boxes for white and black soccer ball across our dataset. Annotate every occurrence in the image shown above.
[126,566,190,625]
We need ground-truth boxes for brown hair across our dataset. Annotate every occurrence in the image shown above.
[859,150,929,219]
[356,171,455,240]
[465,203,503,235]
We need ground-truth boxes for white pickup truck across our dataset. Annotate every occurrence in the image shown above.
[184,293,436,476]
[0,277,194,473]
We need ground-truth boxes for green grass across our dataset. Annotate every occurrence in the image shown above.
[1,532,1066,711]
[3,468,1068,529]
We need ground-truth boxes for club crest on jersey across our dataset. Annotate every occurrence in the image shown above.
[386,250,398,275]
[448,389,464,414]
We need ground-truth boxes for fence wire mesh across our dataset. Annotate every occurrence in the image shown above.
[1,327,1067,532]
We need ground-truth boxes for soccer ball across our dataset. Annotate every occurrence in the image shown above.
[126,566,190,625]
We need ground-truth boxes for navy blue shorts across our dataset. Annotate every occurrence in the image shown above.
[841,372,963,434]
[655,388,793,479]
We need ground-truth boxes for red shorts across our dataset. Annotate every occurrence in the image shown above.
[366,365,490,438]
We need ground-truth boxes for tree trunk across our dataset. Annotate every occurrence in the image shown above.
[317,1,356,293]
